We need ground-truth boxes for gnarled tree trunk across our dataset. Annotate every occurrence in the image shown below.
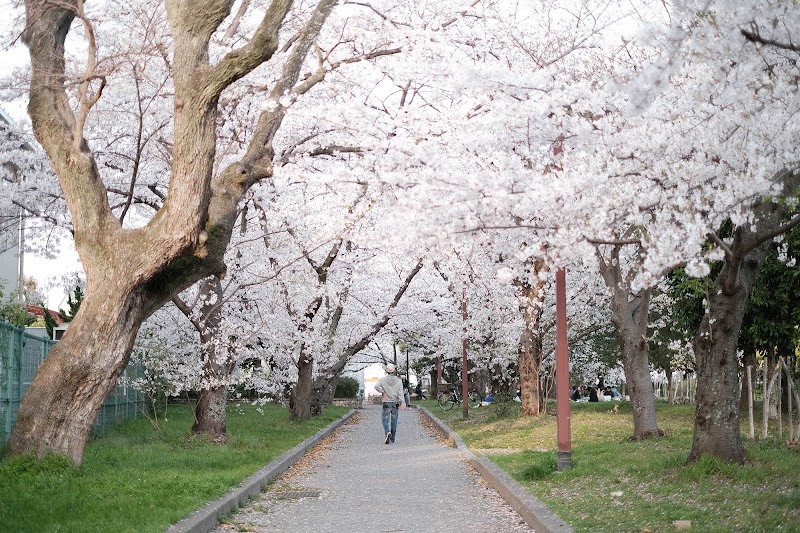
[689,258,759,464]
[7,283,147,464]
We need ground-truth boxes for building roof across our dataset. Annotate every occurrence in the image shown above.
[25,304,63,324]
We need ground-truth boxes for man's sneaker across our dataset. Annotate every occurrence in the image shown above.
[385,432,392,444]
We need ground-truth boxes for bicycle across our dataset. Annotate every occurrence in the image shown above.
[437,385,480,411]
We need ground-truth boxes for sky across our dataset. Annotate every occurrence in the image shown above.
[1,26,83,311]
[25,245,82,311]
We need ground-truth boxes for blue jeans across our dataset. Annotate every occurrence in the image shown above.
[382,402,399,442]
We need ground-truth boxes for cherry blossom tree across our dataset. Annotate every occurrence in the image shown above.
[7,0,342,465]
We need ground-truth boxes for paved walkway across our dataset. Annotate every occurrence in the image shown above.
[212,403,534,532]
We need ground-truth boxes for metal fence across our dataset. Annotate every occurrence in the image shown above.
[1,321,148,447]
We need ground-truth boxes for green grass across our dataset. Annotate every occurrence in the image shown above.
[420,399,800,532]
[0,402,349,533]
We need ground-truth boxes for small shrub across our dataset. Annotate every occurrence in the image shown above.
[335,377,359,398]
[520,452,558,481]
[490,390,517,418]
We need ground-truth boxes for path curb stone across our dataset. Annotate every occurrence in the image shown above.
[167,409,358,533]
[418,406,573,533]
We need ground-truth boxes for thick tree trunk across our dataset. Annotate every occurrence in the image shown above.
[192,386,228,440]
[689,170,800,463]
[514,258,548,417]
[618,329,662,439]
[689,288,749,463]
[689,248,769,464]
[518,327,542,416]
[291,349,314,420]
[6,286,146,465]
[11,0,335,466]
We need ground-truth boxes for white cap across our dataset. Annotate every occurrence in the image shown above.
[385,363,396,374]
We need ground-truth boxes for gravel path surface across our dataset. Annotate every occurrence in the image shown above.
[212,403,534,532]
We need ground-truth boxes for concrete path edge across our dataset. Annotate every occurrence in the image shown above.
[417,406,574,533]
[166,409,358,533]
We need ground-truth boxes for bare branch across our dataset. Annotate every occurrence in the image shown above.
[585,237,642,246]
[307,145,365,157]
[222,0,252,40]
[441,0,480,29]
[741,213,800,256]
[741,28,800,53]
[707,232,734,259]
[343,1,409,27]
[203,0,293,101]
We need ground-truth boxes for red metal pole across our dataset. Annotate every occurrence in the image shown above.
[555,268,572,470]
[462,284,469,419]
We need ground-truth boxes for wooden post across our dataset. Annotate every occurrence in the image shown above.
[763,365,781,439]
[462,284,468,420]
[778,366,783,440]
[780,358,795,442]
[747,365,754,440]
[555,268,572,470]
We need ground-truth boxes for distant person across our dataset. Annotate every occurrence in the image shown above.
[415,382,426,400]
[374,363,406,444]
[588,387,599,402]
[480,391,495,407]
[571,387,582,401]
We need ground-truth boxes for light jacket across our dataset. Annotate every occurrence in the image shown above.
[374,374,405,406]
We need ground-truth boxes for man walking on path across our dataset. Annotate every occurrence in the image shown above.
[373,363,405,443]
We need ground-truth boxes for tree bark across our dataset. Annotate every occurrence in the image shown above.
[517,309,543,416]
[192,386,228,439]
[612,306,664,440]
[181,277,233,440]
[739,351,757,410]
[291,347,314,420]
[513,258,548,417]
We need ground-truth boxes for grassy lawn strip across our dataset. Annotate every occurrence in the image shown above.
[0,403,349,533]
[419,399,800,532]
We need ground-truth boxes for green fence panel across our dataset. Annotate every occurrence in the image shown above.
[1,322,148,447]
